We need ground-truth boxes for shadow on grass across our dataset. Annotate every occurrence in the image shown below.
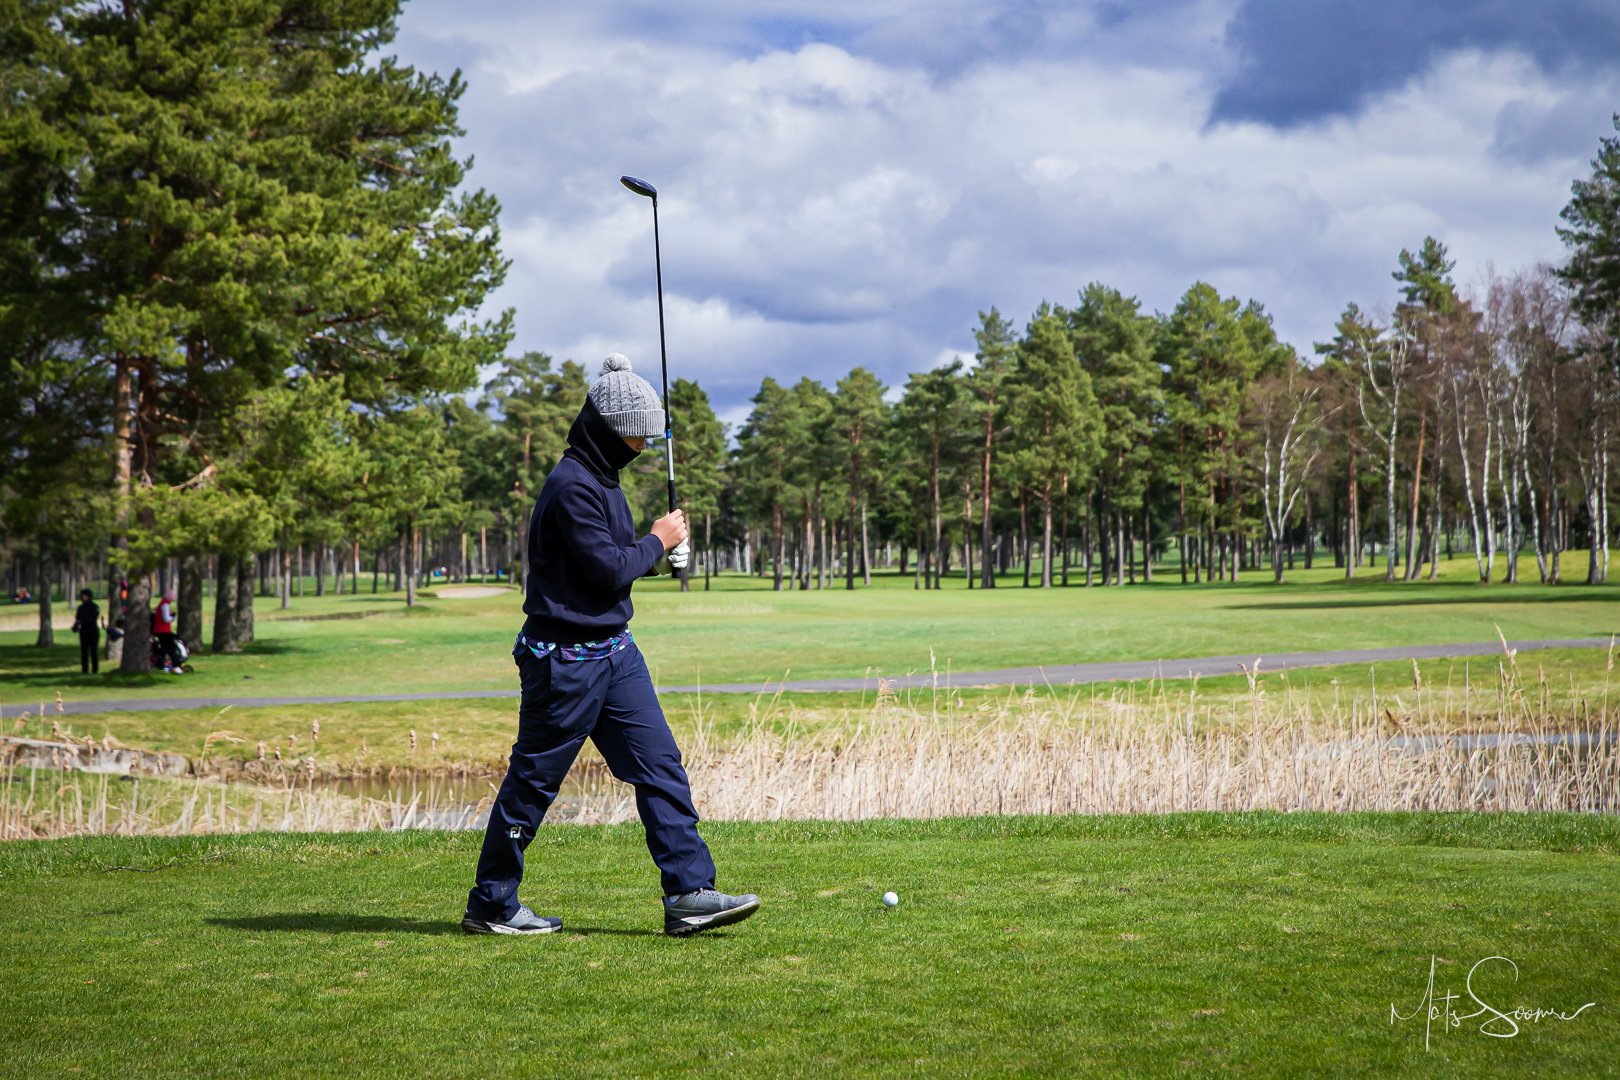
[208,913,667,937]
[0,639,306,692]
[1232,588,1619,612]
[209,913,460,936]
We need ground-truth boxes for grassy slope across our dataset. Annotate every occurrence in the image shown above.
[2,813,1616,1077]
[3,562,1618,706]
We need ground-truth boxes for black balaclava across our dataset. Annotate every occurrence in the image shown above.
[564,397,642,488]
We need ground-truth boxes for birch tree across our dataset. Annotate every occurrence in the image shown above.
[1249,362,1326,582]
[1352,317,1412,582]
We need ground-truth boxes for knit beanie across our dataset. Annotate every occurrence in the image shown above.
[587,354,666,439]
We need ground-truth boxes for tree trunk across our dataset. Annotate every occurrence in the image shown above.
[1020,496,1031,588]
[234,558,255,646]
[1177,483,1188,585]
[1304,495,1315,570]
[1058,500,1068,587]
[405,520,418,607]
[1384,432,1398,583]
[929,446,943,591]
[1126,511,1136,585]
[1142,505,1153,583]
[1115,508,1126,586]
[179,554,203,648]
[120,575,153,674]
[34,548,53,648]
[1040,482,1054,588]
[772,505,785,591]
[913,510,924,590]
[1404,405,1426,580]
[801,509,813,591]
[861,501,872,586]
[965,479,977,589]
[1345,446,1358,577]
[110,354,134,664]
[212,554,241,654]
[1594,430,1607,582]
[278,544,291,609]
[980,412,997,590]
[846,486,858,590]
[695,512,707,591]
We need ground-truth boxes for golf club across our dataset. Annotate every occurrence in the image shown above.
[620,174,683,581]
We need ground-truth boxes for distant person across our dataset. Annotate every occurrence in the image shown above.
[12,586,31,604]
[71,589,101,674]
[462,353,758,937]
[152,589,181,673]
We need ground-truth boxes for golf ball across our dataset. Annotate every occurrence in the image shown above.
[882,891,899,907]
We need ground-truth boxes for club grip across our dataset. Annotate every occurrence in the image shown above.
[667,476,684,580]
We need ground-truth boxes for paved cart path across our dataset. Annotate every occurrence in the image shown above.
[31,636,1614,716]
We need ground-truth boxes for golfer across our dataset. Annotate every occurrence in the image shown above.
[463,354,759,937]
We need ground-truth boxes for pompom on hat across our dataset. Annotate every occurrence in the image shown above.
[588,353,666,439]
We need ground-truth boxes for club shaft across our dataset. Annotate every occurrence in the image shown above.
[652,196,674,511]
[650,196,684,581]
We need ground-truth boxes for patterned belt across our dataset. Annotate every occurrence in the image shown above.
[514,630,633,662]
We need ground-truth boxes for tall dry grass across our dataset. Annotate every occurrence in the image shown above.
[4,651,1617,838]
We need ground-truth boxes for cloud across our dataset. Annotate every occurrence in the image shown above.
[1211,0,1620,131]
[388,3,1620,419]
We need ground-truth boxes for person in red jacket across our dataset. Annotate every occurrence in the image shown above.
[151,589,181,673]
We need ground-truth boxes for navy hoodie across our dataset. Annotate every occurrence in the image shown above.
[520,398,665,643]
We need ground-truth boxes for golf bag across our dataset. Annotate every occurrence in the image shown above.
[151,633,191,672]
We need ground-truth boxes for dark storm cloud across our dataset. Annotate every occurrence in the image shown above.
[1211,0,1620,129]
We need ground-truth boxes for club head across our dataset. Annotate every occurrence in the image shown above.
[620,175,658,200]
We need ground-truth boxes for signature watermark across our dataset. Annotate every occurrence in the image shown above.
[1391,955,1597,1050]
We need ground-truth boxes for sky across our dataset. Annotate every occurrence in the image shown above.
[387,0,1620,427]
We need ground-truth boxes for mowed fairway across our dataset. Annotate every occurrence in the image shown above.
[3,813,1616,1077]
[3,561,1618,705]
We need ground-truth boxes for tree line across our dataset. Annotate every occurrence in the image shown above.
[428,118,1620,604]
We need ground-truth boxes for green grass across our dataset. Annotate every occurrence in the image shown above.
[2,813,1615,1076]
[3,560,1618,708]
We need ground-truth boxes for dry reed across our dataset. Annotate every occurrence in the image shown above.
[4,659,1616,838]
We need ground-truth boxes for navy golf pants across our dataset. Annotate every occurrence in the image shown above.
[466,641,716,918]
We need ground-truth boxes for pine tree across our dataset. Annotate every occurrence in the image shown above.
[1557,112,1620,374]
[353,405,463,608]
[1158,284,1252,582]
[1006,307,1100,588]
[668,378,725,591]
[734,378,800,590]
[970,309,1016,588]
[483,352,587,585]
[834,368,887,589]
[1069,284,1160,586]
[11,0,509,667]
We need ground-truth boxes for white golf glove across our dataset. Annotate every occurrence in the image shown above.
[668,541,691,570]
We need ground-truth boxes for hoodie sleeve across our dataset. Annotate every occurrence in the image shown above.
[548,479,665,591]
